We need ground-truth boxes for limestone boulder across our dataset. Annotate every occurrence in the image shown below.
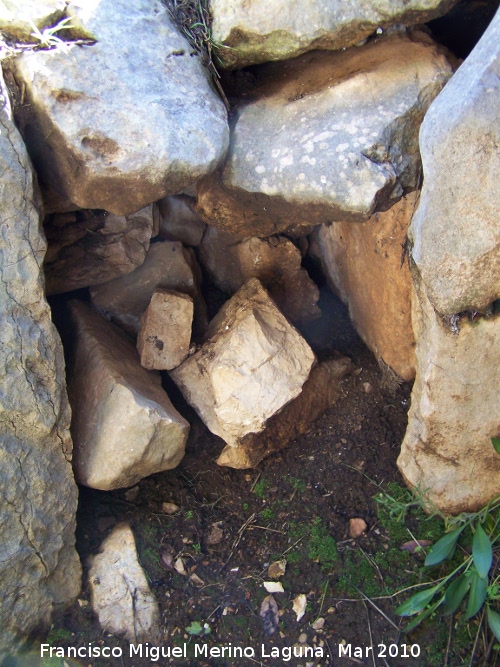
[9,0,229,215]
[410,9,500,316]
[67,301,189,490]
[0,73,80,657]
[199,227,320,325]
[157,195,206,246]
[137,290,193,371]
[88,523,160,642]
[218,356,352,468]
[171,279,315,448]
[0,0,66,42]
[397,281,500,514]
[196,32,453,238]
[310,194,417,381]
[211,0,458,69]
[44,206,154,294]
[90,241,207,337]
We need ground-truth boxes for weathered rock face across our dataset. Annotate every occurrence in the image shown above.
[88,523,161,642]
[171,279,315,448]
[137,290,193,371]
[157,195,206,246]
[44,206,154,294]
[0,73,81,657]
[196,32,453,238]
[211,0,458,69]
[311,193,417,380]
[218,356,352,468]
[397,281,500,514]
[0,0,66,42]
[67,301,189,490]
[9,0,229,215]
[90,241,206,337]
[410,9,500,316]
[199,227,320,325]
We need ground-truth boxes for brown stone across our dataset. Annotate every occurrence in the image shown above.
[137,290,193,371]
[311,193,417,381]
[217,355,352,468]
[157,195,206,246]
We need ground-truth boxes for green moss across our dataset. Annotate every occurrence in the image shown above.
[253,478,268,500]
[308,517,338,570]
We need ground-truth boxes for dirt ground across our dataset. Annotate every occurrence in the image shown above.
[34,285,487,667]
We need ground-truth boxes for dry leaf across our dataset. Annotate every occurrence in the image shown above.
[174,557,187,575]
[189,572,205,587]
[400,539,432,555]
[293,594,307,622]
[260,595,279,635]
[263,581,284,594]
[268,559,287,579]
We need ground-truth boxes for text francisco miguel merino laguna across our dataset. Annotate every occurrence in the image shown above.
[40,641,326,662]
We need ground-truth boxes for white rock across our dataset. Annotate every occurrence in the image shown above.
[88,523,160,642]
[10,0,229,215]
[171,279,315,447]
[67,301,189,490]
[0,0,66,42]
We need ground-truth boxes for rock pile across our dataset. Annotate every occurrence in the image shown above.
[1,0,498,653]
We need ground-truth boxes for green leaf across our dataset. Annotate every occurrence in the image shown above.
[466,571,488,619]
[425,526,465,567]
[186,621,204,636]
[403,595,445,633]
[396,584,442,617]
[443,574,470,615]
[492,438,500,455]
[472,524,493,579]
[487,607,500,642]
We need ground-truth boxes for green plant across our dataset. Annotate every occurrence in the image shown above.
[289,476,307,494]
[29,18,74,49]
[192,542,202,554]
[252,477,268,500]
[396,493,500,639]
[242,502,249,511]
[260,507,275,522]
[185,509,195,519]
[308,517,338,570]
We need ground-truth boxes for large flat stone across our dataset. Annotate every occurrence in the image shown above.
[9,0,229,215]
[0,72,80,657]
[67,301,189,490]
[211,0,458,69]
[311,194,416,380]
[171,279,316,447]
[397,280,500,514]
[196,32,453,238]
[410,8,500,315]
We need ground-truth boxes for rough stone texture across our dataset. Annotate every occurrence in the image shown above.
[397,280,500,514]
[9,0,229,215]
[410,9,500,316]
[199,227,320,325]
[88,523,161,642]
[137,290,193,371]
[310,194,417,380]
[90,241,207,337]
[157,195,206,246]
[0,0,66,42]
[67,300,189,490]
[44,206,154,294]
[0,73,81,657]
[171,279,315,447]
[218,356,352,468]
[211,0,458,69]
[196,32,453,238]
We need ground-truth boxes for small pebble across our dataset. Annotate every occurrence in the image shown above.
[349,517,368,538]
[161,502,179,514]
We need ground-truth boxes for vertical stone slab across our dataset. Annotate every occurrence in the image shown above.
[0,74,81,656]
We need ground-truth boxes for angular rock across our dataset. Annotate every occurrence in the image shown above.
[90,241,207,337]
[88,523,161,642]
[217,356,352,468]
[196,32,453,238]
[171,279,315,447]
[211,0,458,69]
[67,300,189,490]
[199,227,320,325]
[44,206,154,294]
[310,193,417,380]
[410,9,500,315]
[0,0,66,42]
[157,195,206,246]
[0,72,80,656]
[137,289,193,371]
[397,280,500,514]
[9,0,229,215]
